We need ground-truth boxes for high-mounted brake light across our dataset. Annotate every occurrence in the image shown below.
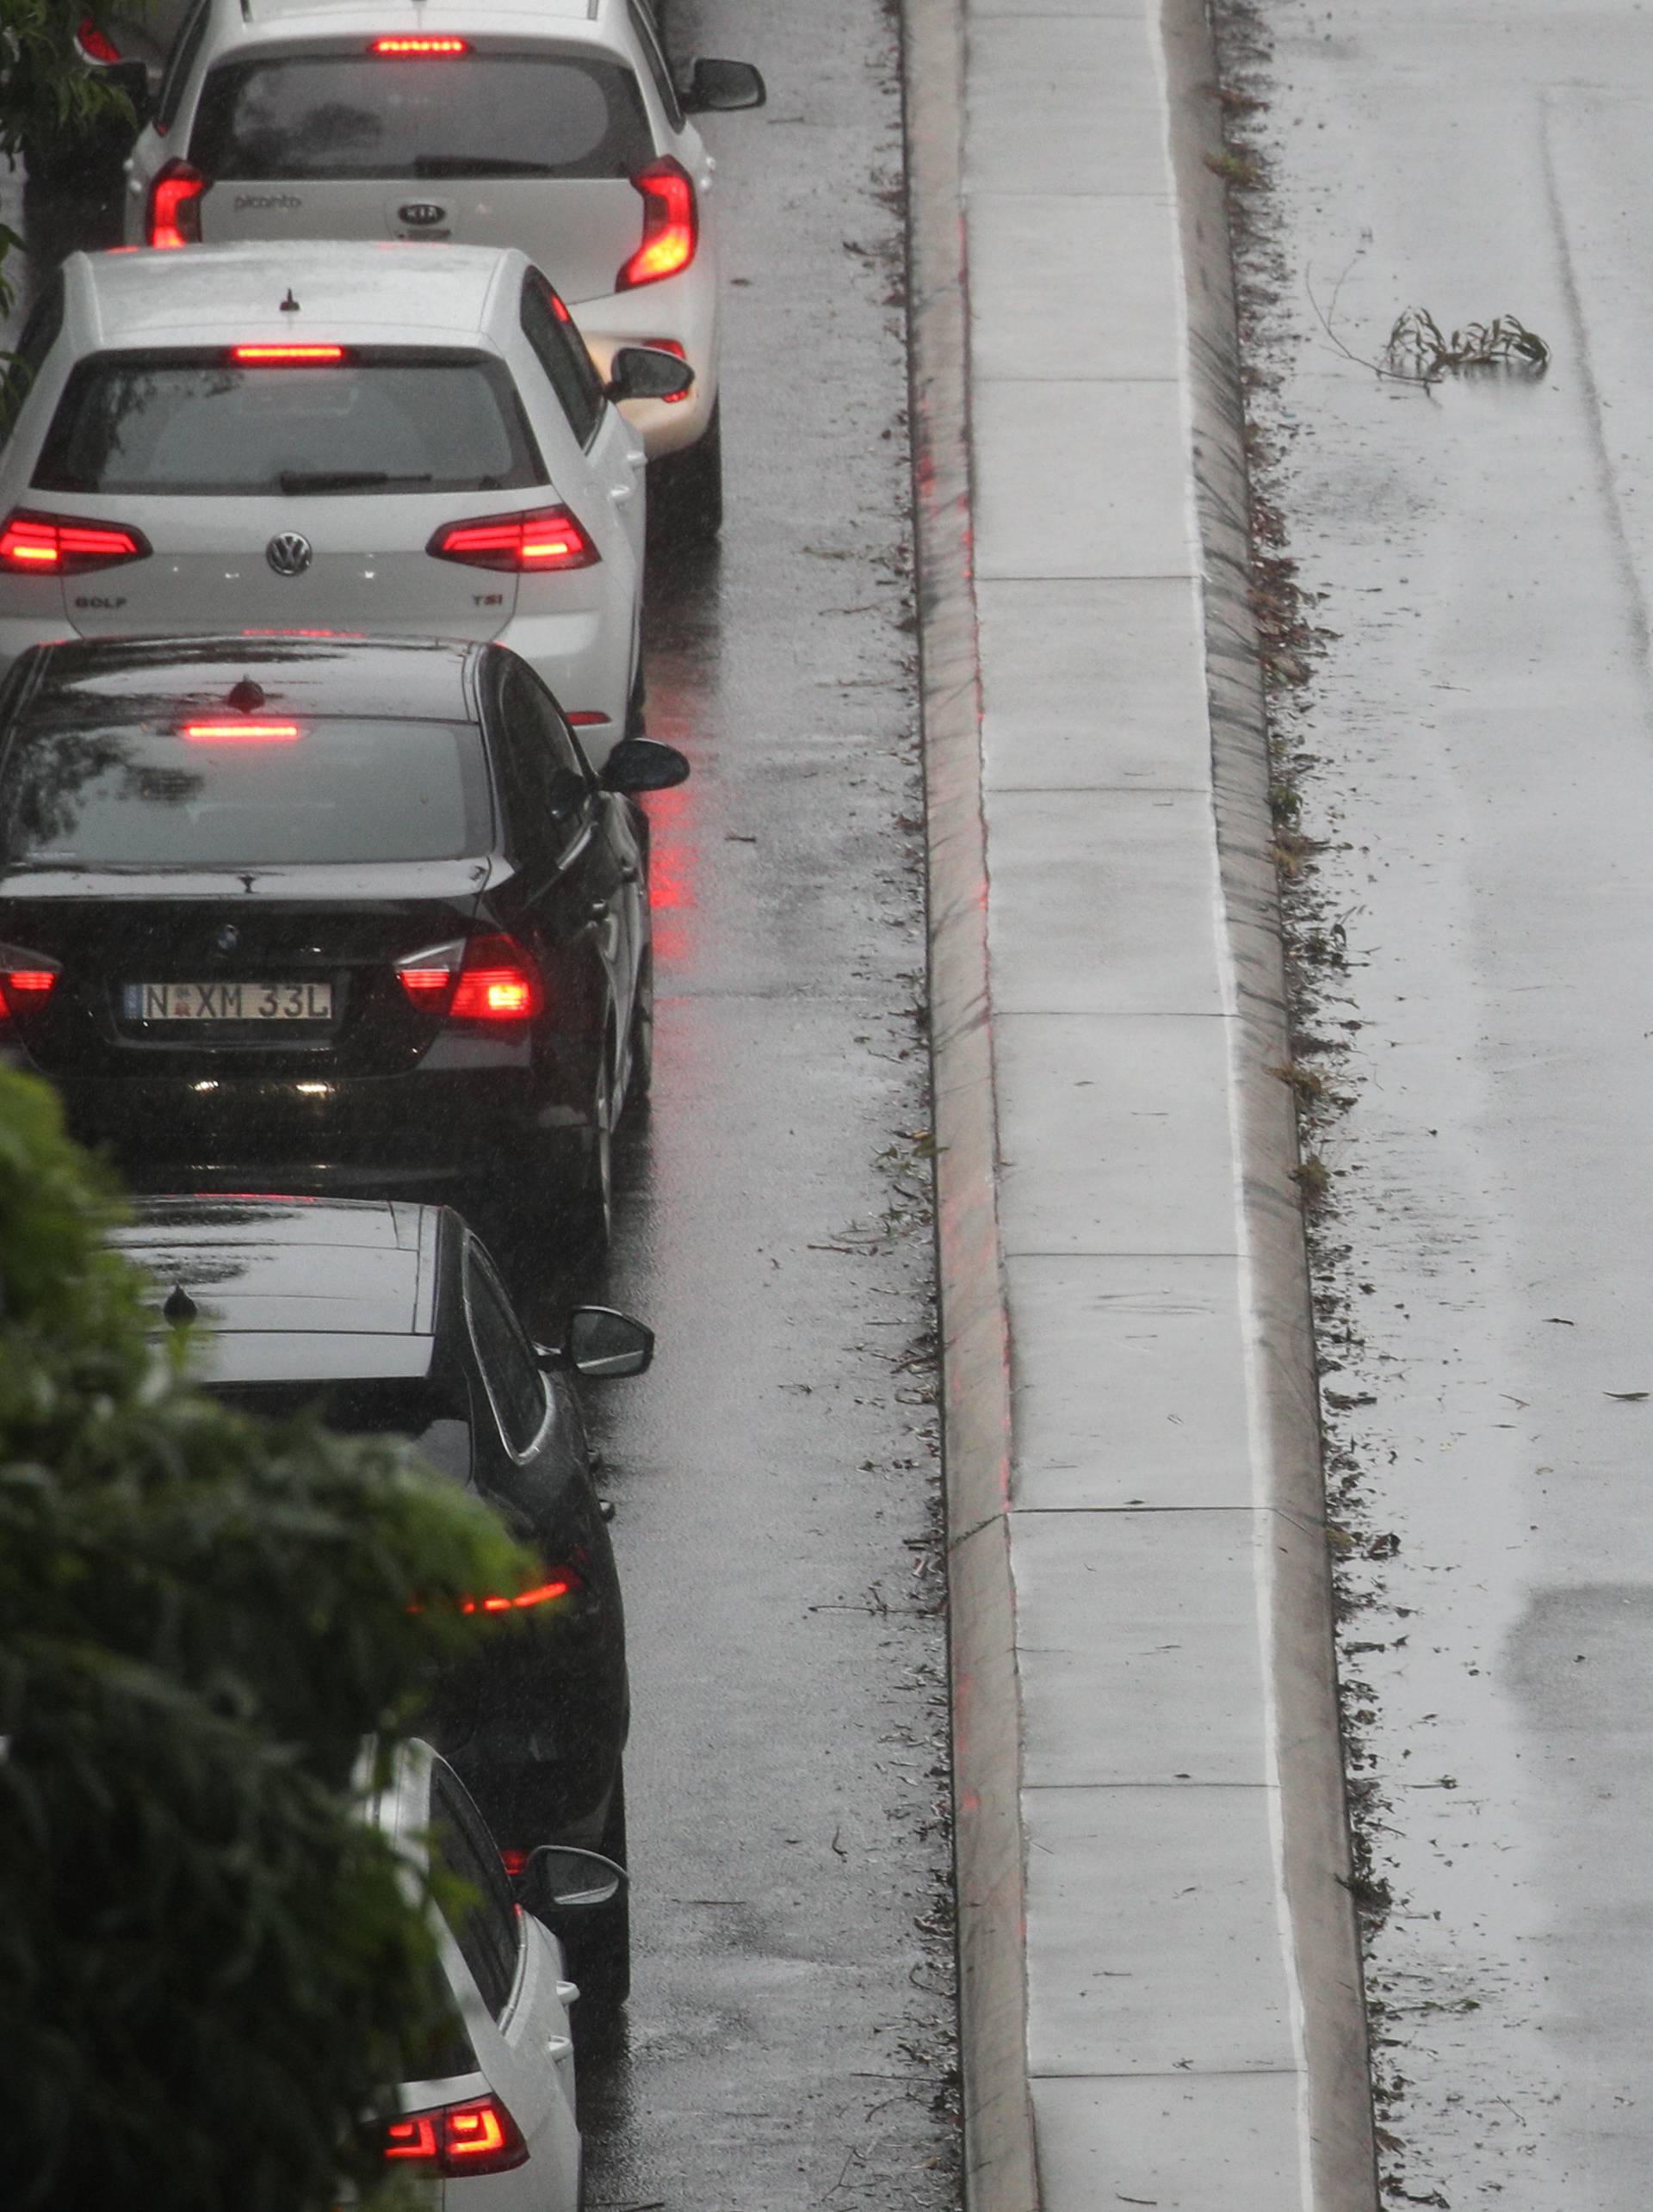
[147,159,207,249]
[231,344,345,365]
[617,158,697,291]
[395,935,542,1022]
[0,511,149,576]
[427,505,598,575]
[384,2095,526,2176]
[181,722,301,744]
[77,17,122,62]
[371,34,468,53]
[0,948,60,1021]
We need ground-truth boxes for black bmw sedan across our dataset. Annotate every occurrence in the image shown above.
[118,1190,649,2005]
[0,634,688,1245]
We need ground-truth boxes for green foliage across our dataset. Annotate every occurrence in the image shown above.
[0,1072,536,2211]
[0,0,138,302]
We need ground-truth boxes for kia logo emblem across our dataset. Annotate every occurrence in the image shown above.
[266,531,313,578]
[399,201,447,227]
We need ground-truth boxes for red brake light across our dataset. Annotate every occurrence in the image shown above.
[371,34,468,53]
[147,159,207,249]
[181,722,301,744]
[0,950,59,1019]
[231,344,346,365]
[384,2094,526,2175]
[396,934,542,1022]
[618,158,697,291]
[461,1574,576,1616]
[0,511,149,576]
[78,17,122,62]
[427,505,598,574]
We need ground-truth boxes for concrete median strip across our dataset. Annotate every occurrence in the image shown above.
[901,0,1381,2203]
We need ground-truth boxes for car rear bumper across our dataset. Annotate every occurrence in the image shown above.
[33,1063,585,1195]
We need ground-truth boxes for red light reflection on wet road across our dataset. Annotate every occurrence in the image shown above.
[644,779,698,970]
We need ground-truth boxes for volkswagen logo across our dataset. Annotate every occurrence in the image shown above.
[266,531,313,578]
[214,924,240,956]
[399,201,447,227]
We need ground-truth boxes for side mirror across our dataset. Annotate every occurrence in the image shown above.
[560,1305,654,1381]
[516,1845,627,1919]
[599,737,690,794]
[680,57,767,113]
[605,345,695,405]
[105,59,152,125]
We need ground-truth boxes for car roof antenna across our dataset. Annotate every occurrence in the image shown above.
[279,288,300,313]
[164,1283,198,1324]
[226,677,265,713]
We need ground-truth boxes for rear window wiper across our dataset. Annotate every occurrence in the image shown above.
[412,155,562,178]
[278,470,434,494]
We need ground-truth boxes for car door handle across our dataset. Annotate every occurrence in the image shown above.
[626,448,647,472]
[610,482,636,504]
[620,862,641,885]
[588,899,610,923]
[545,2035,574,2065]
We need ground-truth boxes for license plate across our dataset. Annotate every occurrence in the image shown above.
[122,980,334,1023]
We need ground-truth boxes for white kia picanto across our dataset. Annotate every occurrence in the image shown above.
[121,0,765,535]
[0,241,689,758]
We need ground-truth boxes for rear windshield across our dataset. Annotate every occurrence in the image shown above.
[0,718,492,868]
[34,350,542,498]
[191,51,654,181]
[215,1378,475,1484]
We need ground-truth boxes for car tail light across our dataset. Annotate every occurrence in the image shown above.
[460,1572,578,1616]
[0,510,150,576]
[231,344,346,365]
[384,2094,527,2176]
[77,16,121,62]
[566,712,608,728]
[617,158,697,291]
[395,934,542,1022]
[0,947,60,1021]
[427,505,598,574]
[147,159,207,248]
[371,34,468,53]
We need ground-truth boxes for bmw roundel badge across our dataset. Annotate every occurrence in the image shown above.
[214,924,240,955]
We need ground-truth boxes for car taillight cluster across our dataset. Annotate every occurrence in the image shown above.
[460,1573,577,1616]
[384,2093,528,2176]
[147,159,207,248]
[396,934,542,1023]
[427,505,598,574]
[0,947,60,1022]
[0,510,149,576]
[77,16,121,62]
[618,158,697,291]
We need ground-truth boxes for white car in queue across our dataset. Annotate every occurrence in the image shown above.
[365,1739,624,2209]
[121,0,765,536]
[0,242,690,762]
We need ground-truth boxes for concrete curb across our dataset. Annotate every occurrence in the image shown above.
[1161,2,1379,2199]
[903,0,1380,2200]
[899,2,1038,2209]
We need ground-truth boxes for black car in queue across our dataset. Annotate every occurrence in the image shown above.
[117,1191,650,2004]
[0,634,688,1246]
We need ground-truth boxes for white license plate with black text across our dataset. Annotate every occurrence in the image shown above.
[122,981,334,1023]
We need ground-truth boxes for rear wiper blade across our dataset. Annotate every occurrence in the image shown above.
[412,155,560,177]
[279,470,434,494]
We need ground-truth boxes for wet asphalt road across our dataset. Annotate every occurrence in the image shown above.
[3,0,959,2202]
[1220,0,1653,2203]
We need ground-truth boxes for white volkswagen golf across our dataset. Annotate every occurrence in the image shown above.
[363,1739,625,2211]
[121,0,765,534]
[0,242,688,757]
